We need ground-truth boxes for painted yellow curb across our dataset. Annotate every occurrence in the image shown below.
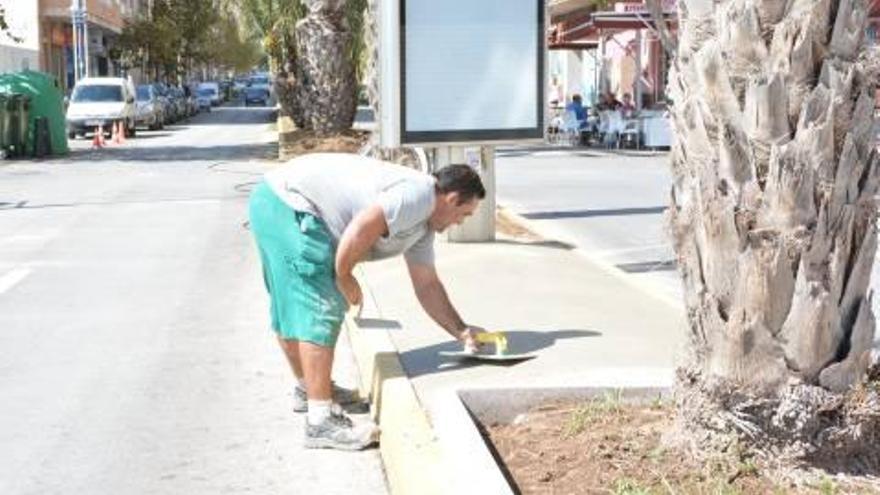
[344,312,443,495]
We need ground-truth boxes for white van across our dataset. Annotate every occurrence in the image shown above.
[197,82,221,106]
[66,77,137,139]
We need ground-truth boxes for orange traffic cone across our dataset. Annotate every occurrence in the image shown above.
[91,125,105,149]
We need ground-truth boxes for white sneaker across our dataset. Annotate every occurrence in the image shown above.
[304,410,379,451]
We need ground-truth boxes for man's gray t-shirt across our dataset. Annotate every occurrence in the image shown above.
[265,153,436,265]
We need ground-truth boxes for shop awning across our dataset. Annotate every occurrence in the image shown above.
[549,0,595,18]
[550,40,599,50]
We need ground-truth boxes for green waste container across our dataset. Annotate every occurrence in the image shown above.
[0,71,69,157]
[5,94,29,158]
[0,93,7,156]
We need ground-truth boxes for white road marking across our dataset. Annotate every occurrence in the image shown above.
[0,268,31,295]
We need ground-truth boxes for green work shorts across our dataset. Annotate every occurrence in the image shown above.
[248,181,348,347]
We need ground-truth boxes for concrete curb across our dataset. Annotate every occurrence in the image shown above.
[496,206,684,311]
[343,279,443,495]
[441,379,674,494]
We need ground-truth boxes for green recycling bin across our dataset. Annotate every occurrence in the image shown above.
[0,93,8,155]
[14,94,30,157]
[4,94,29,158]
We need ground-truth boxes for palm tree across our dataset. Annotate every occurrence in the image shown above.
[235,0,305,71]
[665,0,880,470]
[293,0,363,134]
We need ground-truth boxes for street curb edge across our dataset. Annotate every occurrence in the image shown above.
[343,289,444,495]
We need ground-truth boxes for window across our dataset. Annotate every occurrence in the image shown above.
[72,85,123,102]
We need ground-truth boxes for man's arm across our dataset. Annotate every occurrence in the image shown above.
[406,260,470,340]
[335,204,388,305]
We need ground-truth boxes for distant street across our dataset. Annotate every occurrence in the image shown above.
[0,105,387,494]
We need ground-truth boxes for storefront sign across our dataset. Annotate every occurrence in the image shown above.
[614,0,677,14]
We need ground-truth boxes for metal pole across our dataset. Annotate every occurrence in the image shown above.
[70,3,80,83]
[635,29,642,111]
[82,10,90,77]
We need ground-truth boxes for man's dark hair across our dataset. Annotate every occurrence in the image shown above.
[432,164,486,205]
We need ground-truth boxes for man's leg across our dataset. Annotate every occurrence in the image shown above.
[276,335,305,381]
[301,339,376,450]
[300,341,334,401]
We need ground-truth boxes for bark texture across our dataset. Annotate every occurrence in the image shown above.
[294,0,357,135]
[667,0,880,471]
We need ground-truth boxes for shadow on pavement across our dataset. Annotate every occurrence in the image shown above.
[496,146,668,159]
[0,194,250,211]
[496,146,603,159]
[354,317,403,330]
[616,259,677,273]
[67,142,278,162]
[521,206,666,220]
[490,238,575,250]
[129,132,173,139]
[399,329,602,377]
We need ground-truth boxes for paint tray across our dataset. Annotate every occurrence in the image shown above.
[438,331,537,362]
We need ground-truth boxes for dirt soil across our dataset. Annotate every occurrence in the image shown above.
[278,129,368,159]
[484,399,880,495]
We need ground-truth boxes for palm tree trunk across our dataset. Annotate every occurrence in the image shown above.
[668,0,880,470]
[294,0,357,134]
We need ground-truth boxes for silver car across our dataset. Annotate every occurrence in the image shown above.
[135,85,164,130]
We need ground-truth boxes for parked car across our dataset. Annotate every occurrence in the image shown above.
[153,83,175,122]
[197,82,221,106]
[243,86,269,106]
[135,84,164,130]
[248,73,272,100]
[196,88,213,112]
[183,84,199,116]
[66,77,137,139]
[169,87,188,121]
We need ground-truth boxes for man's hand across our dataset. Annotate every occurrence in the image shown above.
[337,274,363,307]
[459,325,487,353]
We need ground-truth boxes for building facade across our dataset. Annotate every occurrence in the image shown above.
[0,0,41,74]
[549,0,675,110]
[39,0,138,92]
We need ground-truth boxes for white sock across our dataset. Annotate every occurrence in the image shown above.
[294,375,306,392]
[307,400,332,425]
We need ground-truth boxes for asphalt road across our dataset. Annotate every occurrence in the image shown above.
[0,105,387,494]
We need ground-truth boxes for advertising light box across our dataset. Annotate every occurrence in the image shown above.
[380,0,546,146]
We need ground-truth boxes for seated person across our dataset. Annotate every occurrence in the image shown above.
[595,93,610,112]
[605,92,622,111]
[565,94,589,129]
[620,93,636,117]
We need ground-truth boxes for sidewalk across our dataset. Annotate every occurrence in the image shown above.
[346,211,686,494]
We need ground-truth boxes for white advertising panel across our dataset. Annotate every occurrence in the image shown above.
[381,0,545,146]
